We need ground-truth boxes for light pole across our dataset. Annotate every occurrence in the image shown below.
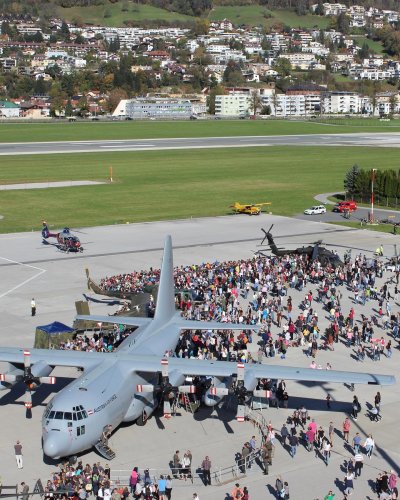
[370,168,377,223]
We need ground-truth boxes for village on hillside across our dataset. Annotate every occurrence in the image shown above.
[2,2,400,119]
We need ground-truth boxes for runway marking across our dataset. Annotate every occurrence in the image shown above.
[0,257,46,298]
[99,144,155,148]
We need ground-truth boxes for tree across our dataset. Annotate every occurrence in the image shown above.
[249,89,262,116]
[273,57,291,77]
[207,85,225,115]
[314,0,324,16]
[260,104,271,115]
[60,20,70,41]
[344,164,360,198]
[65,99,73,117]
[336,13,350,35]
[106,87,128,113]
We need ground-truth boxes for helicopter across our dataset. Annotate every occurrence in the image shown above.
[41,221,84,253]
[230,202,271,216]
[258,224,344,268]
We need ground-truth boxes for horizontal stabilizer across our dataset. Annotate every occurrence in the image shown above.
[75,315,152,328]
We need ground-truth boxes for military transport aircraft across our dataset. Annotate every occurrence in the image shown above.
[0,236,395,462]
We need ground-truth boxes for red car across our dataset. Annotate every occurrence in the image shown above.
[333,201,357,213]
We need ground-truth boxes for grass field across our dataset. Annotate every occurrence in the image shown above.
[352,36,385,55]
[332,221,398,234]
[2,119,400,143]
[55,1,332,28]
[55,3,193,26]
[1,145,400,233]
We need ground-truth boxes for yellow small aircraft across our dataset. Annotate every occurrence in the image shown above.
[230,202,271,216]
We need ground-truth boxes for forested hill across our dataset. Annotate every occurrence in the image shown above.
[1,0,400,20]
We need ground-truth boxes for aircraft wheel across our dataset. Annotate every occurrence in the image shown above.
[68,455,78,466]
[136,411,148,427]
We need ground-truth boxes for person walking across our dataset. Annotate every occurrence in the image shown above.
[344,471,355,496]
[289,434,298,458]
[322,438,331,466]
[31,298,36,317]
[352,432,362,454]
[201,456,211,486]
[14,441,23,469]
[354,452,364,477]
[280,423,289,447]
[364,434,375,458]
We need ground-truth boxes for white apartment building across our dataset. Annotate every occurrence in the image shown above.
[214,93,251,116]
[279,53,316,70]
[322,91,361,114]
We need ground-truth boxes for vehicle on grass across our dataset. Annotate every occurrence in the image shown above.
[332,201,357,213]
[230,201,271,216]
[41,221,83,253]
[0,236,394,463]
[304,205,327,215]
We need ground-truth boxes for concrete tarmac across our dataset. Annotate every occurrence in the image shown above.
[0,132,400,155]
[0,214,399,499]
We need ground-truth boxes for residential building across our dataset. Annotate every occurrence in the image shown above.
[0,100,20,117]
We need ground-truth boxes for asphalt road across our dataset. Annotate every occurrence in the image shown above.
[1,132,400,155]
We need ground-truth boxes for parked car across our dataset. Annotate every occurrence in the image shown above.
[332,201,357,213]
[304,205,327,215]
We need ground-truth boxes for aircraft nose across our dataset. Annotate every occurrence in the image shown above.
[43,435,64,459]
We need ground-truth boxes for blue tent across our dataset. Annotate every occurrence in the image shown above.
[34,321,75,348]
[37,321,74,334]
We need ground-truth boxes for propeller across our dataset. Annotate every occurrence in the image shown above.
[0,350,56,411]
[235,362,247,422]
[260,224,274,246]
[136,359,196,418]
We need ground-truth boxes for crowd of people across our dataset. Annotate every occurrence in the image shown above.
[58,326,135,353]
[42,250,398,499]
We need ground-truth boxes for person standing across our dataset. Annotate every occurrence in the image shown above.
[352,396,361,420]
[20,482,29,500]
[280,423,289,446]
[172,450,180,478]
[157,476,166,500]
[201,456,211,486]
[343,417,351,443]
[328,422,335,445]
[322,439,331,466]
[14,441,23,469]
[31,298,36,317]
[324,491,335,500]
[165,475,173,500]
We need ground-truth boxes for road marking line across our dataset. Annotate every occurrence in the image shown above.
[0,256,46,298]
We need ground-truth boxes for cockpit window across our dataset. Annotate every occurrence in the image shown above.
[46,407,87,421]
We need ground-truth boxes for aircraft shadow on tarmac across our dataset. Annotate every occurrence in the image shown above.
[0,377,72,411]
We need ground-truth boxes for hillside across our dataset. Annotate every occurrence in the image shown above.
[2,0,399,28]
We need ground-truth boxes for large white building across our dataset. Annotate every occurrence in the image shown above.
[114,98,193,118]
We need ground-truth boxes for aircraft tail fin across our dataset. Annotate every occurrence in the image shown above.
[154,235,175,323]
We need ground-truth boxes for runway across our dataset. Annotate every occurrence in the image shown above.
[0,132,399,155]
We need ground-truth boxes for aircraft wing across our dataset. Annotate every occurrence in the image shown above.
[131,356,395,386]
[0,347,102,370]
